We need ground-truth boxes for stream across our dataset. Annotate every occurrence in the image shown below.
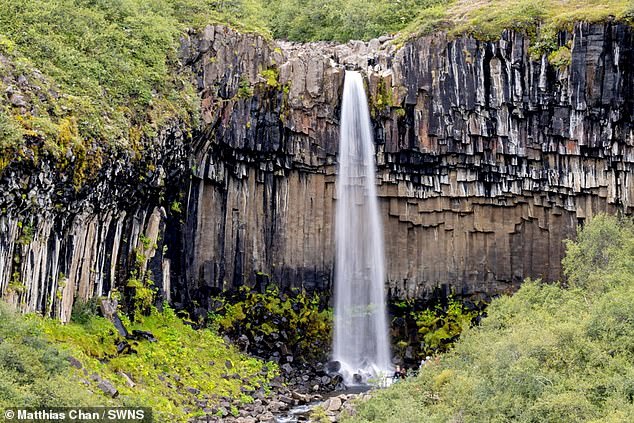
[274,386,372,423]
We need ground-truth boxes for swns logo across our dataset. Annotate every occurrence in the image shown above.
[107,409,146,420]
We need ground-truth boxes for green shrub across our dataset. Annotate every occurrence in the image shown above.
[70,297,100,324]
[390,295,483,366]
[563,214,634,292]
[413,297,478,354]
[346,214,634,422]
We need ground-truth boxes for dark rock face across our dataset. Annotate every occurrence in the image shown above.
[182,23,633,301]
[0,121,189,320]
[1,23,633,316]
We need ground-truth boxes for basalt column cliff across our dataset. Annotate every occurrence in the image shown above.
[1,22,633,318]
[181,22,633,303]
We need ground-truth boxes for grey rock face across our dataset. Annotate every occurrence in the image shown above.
[0,120,189,320]
[184,22,633,300]
[1,22,633,315]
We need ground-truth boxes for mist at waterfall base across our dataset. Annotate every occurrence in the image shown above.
[332,71,392,386]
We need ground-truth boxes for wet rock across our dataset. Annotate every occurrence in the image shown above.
[129,330,157,342]
[324,396,342,412]
[237,334,250,351]
[278,395,294,405]
[325,361,341,374]
[267,400,286,412]
[291,391,308,403]
[257,411,275,422]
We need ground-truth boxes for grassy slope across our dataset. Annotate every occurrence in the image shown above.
[401,0,632,41]
[0,0,267,180]
[346,214,634,422]
[0,303,276,422]
[0,301,102,409]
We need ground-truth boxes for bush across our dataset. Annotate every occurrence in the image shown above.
[345,214,634,422]
[390,296,484,367]
[70,297,100,324]
[563,214,634,292]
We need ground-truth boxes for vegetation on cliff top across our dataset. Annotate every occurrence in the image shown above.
[345,214,634,422]
[0,301,276,422]
[1,0,631,182]
[0,0,266,181]
[265,0,632,42]
[400,0,632,42]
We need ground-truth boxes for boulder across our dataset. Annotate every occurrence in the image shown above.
[97,379,119,398]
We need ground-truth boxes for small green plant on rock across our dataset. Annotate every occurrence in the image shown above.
[126,270,155,321]
[237,76,254,99]
[413,297,478,355]
[209,285,332,362]
[260,68,280,88]
[547,44,572,70]
[170,200,182,214]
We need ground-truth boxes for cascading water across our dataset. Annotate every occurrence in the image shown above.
[332,71,392,385]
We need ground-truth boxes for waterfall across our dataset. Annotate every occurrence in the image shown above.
[332,71,392,385]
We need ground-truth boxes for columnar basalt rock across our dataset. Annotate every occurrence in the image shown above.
[182,22,633,301]
[1,22,633,316]
[0,121,188,320]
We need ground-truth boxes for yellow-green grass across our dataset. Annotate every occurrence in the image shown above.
[36,305,277,422]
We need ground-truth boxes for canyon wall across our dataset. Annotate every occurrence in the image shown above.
[1,22,633,318]
[182,22,634,302]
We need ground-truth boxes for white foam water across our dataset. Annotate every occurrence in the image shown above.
[332,70,392,385]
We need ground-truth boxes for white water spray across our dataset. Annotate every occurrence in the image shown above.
[332,71,391,385]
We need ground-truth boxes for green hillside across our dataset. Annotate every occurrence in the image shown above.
[0,302,275,422]
[0,0,266,181]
